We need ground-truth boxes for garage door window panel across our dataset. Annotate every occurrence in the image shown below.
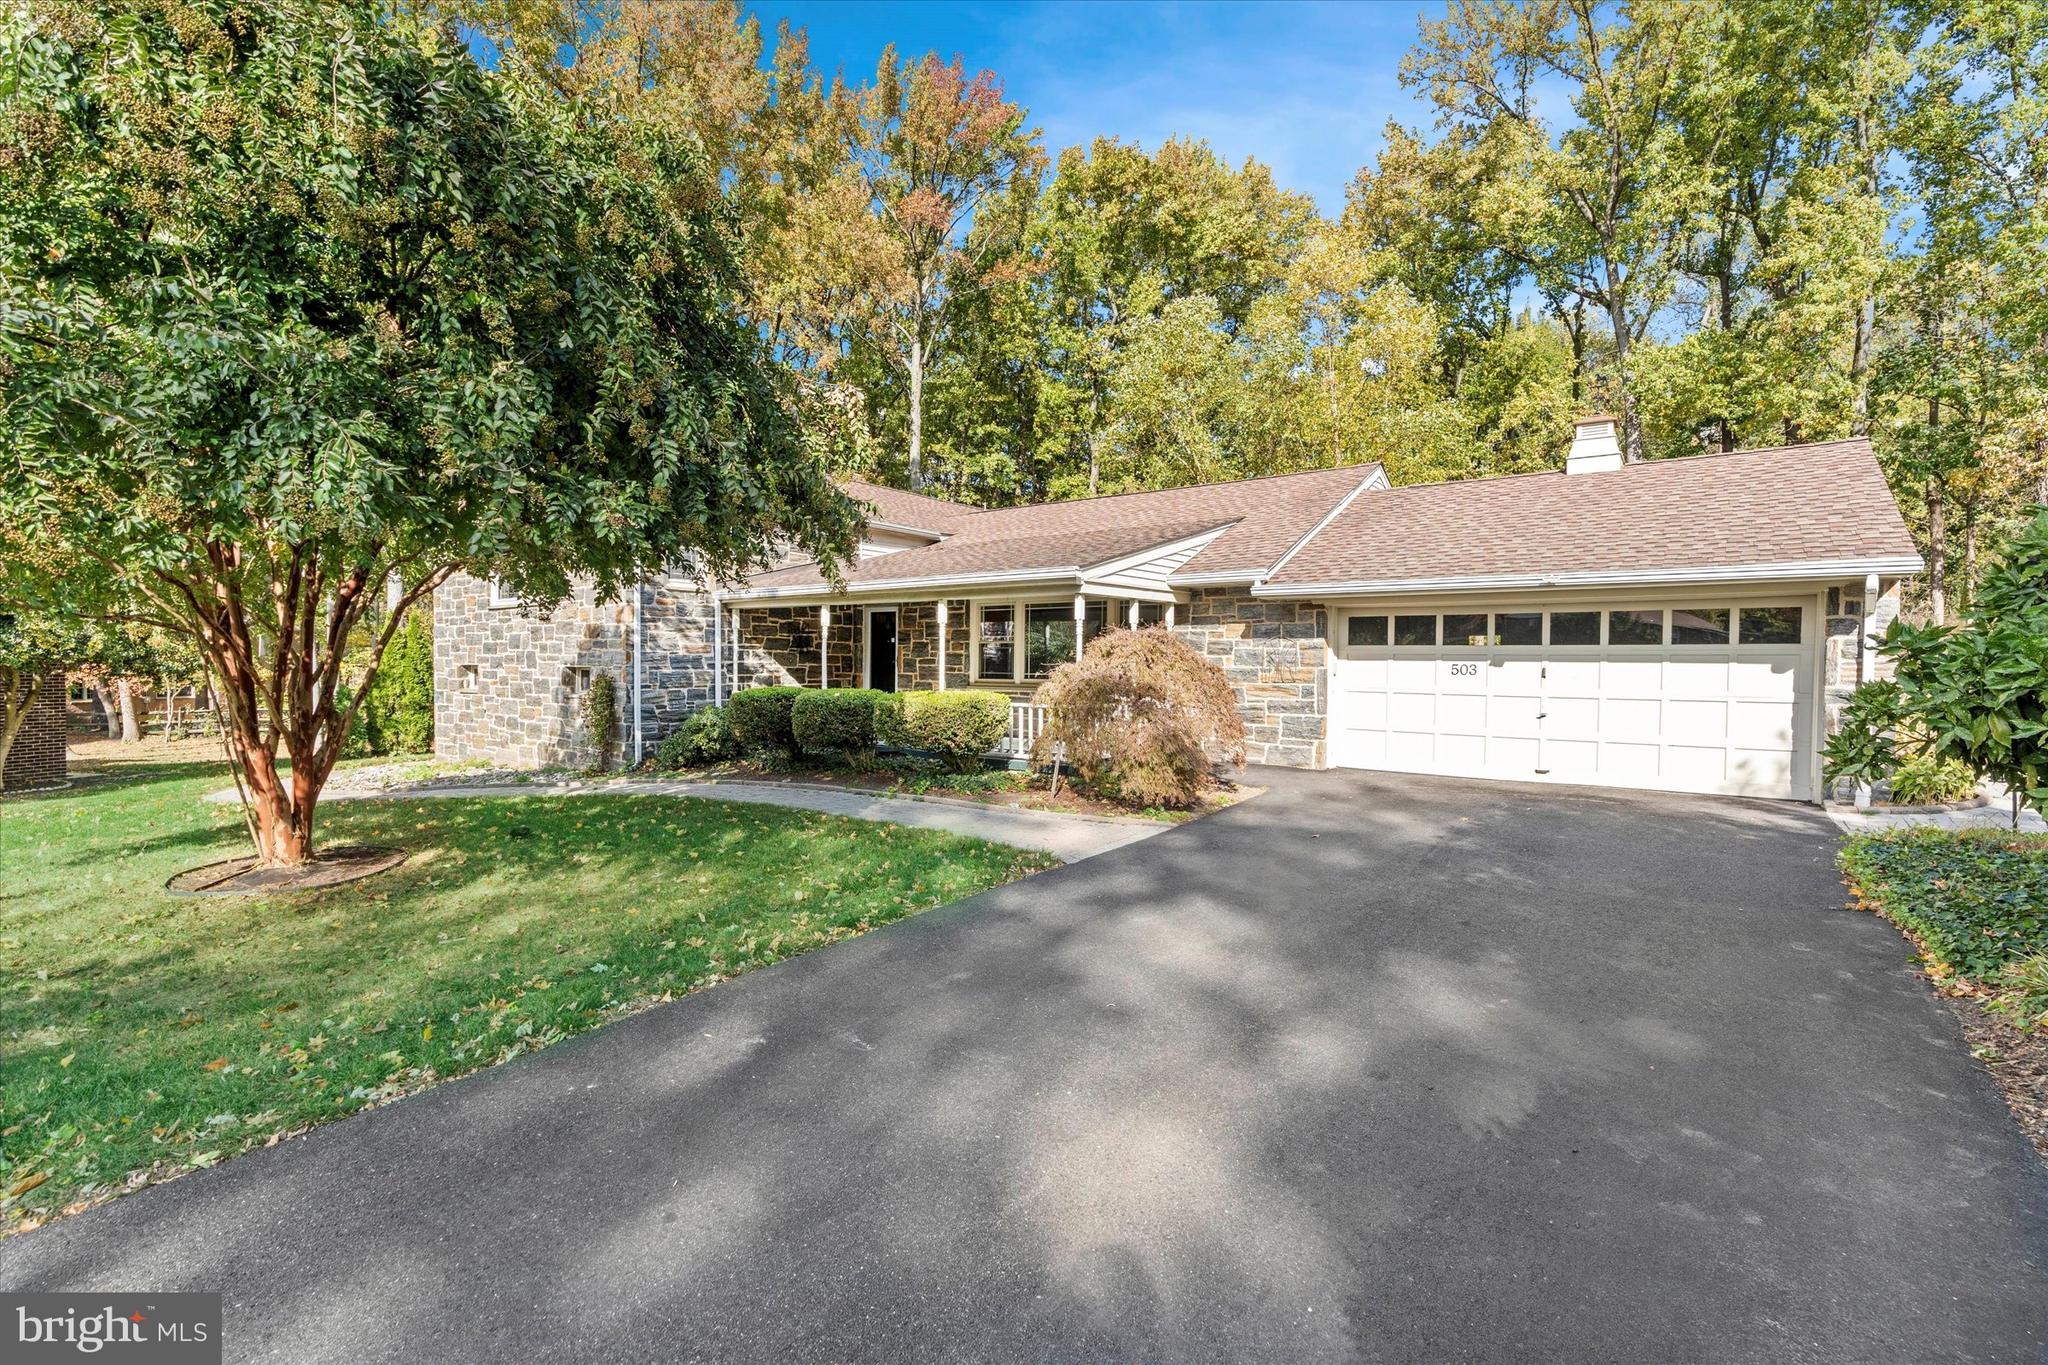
[1739,606,1803,645]
[1549,611,1600,646]
[1394,615,1437,647]
[1443,613,1489,646]
[1608,609,1665,645]
[1346,615,1388,648]
[1495,612,1542,646]
[1672,607,1731,645]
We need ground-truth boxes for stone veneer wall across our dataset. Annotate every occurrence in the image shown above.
[1821,577,1904,800]
[732,607,862,690]
[895,600,971,691]
[434,573,630,767]
[3,670,68,790]
[1175,589,1326,768]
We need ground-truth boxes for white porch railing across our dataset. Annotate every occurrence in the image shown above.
[993,700,1048,759]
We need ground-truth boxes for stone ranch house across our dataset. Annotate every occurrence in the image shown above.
[435,418,1920,804]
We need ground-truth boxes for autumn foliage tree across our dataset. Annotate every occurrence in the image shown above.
[0,0,859,863]
[1032,629,1247,808]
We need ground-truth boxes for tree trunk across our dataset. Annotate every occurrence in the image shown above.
[1849,294,1874,437]
[116,678,141,742]
[1605,287,1642,462]
[1086,428,1101,497]
[1926,476,1947,627]
[94,683,120,738]
[906,332,926,490]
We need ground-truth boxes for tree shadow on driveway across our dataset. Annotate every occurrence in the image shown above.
[5,770,2047,1363]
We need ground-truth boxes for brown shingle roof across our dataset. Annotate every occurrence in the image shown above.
[1265,439,1919,589]
[735,464,1383,598]
[838,479,983,535]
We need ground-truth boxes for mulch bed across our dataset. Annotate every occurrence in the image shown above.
[1945,994,2048,1165]
[166,845,407,896]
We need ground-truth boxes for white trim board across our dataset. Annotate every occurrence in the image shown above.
[1259,556,1924,598]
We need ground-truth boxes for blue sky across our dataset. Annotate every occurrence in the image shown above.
[753,1,1446,216]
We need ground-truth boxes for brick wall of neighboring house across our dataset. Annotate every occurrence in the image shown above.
[1175,589,1327,769]
[732,606,862,691]
[3,670,69,791]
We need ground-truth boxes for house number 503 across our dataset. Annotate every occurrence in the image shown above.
[1448,662,1479,677]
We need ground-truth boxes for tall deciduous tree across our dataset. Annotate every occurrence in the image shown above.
[0,0,859,863]
[844,50,1045,489]
[1405,0,1705,460]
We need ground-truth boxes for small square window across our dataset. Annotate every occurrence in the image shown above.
[1346,615,1388,648]
[1608,609,1664,645]
[459,664,479,691]
[1496,612,1542,646]
[565,666,592,695]
[1443,613,1489,646]
[1740,605,1803,645]
[1671,608,1730,645]
[1550,611,1600,645]
[1137,602,1167,628]
[488,577,522,608]
[1394,614,1437,647]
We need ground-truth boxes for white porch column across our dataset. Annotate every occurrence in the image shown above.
[936,600,948,690]
[1128,600,1140,628]
[819,604,831,689]
[1073,593,1087,659]
[1165,602,1176,630]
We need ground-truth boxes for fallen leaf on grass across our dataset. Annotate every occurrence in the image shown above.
[6,1172,48,1197]
[202,1058,229,1071]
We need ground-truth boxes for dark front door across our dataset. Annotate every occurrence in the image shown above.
[869,610,898,692]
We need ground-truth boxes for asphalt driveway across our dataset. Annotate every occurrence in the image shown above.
[6,769,2047,1362]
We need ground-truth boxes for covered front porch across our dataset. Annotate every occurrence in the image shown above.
[708,581,1180,758]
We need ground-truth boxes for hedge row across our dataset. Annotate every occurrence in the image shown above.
[707,686,1011,767]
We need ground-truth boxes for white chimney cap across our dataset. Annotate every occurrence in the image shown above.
[1566,415,1623,474]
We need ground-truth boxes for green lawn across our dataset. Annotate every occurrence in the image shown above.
[0,753,1053,1233]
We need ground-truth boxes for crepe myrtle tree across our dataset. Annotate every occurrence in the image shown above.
[1825,509,2048,825]
[0,0,860,864]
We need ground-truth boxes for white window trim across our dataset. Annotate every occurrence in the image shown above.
[487,577,522,608]
[971,598,1114,683]
[1337,602,1810,655]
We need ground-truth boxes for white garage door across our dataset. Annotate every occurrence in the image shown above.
[1329,603,1814,800]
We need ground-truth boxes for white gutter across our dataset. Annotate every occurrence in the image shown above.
[722,566,1085,602]
[1167,570,1263,587]
[1254,555,1926,598]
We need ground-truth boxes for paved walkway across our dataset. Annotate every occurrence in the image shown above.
[1829,798,2046,835]
[308,778,1170,863]
[17,769,2047,1362]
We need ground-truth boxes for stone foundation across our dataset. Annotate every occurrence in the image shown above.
[1175,589,1326,768]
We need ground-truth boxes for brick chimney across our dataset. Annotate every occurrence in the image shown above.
[1565,415,1623,474]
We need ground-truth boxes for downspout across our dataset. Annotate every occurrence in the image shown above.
[712,592,724,706]
[1854,571,1880,809]
[631,580,645,767]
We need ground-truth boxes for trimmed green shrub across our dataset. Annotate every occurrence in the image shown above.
[583,673,619,770]
[728,686,804,755]
[792,687,887,761]
[357,615,435,755]
[878,689,1009,771]
[655,705,736,769]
